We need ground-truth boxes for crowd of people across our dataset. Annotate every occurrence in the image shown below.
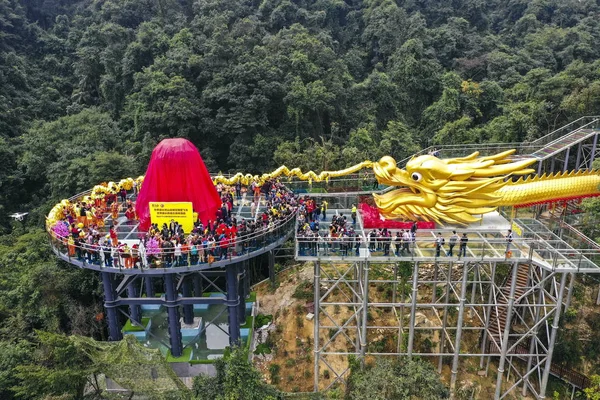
[298,214,516,259]
[53,180,518,265]
[52,179,298,268]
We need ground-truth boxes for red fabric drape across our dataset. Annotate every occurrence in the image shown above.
[360,203,435,229]
[135,138,221,231]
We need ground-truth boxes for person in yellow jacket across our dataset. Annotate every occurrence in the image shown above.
[321,200,328,221]
[351,204,357,226]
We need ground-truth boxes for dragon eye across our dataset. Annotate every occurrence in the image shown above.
[411,172,422,182]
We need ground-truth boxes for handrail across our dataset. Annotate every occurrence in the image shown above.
[559,221,600,251]
[49,209,297,257]
[294,234,600,272]
[49,210,297,271]
[393,116,600,166]
[529,116,600,146]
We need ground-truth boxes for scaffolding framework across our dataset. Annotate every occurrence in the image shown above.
[311,258,576,399]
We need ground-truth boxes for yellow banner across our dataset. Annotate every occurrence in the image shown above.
[149,202,194,233]
[511,221,523,237]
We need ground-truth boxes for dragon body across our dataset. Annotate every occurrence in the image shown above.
[372,150,600,225]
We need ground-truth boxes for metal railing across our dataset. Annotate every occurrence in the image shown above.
[529,116,600,147]
[392,116,600,166]
[48,208,297,272]
[294,235,600,273]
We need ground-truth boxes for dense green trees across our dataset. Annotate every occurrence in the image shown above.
[192,347,279,400]
[2,0,600,221]
[346,356,449,399]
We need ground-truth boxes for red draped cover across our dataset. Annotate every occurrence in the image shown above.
[135,138,221,231]
[360,203,435,229]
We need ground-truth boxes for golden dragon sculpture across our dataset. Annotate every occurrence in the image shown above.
[372,149,600,225]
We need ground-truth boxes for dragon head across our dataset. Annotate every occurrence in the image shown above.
[372,150,536,225]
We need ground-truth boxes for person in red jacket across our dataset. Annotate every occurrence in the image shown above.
[125,206,136,222]
[109,225,118,247]
[219,234,229,260]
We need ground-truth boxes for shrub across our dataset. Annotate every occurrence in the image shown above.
[293,280,314,300]
[269,363,281,384]
[285,358,296,367]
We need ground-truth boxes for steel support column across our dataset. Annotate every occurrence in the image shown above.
[164,273,183,357]
[314,261,320,391]
[481,263,497,371]
[193,274,203,297]
[590,133,598,167]
[268,250,275,284]
[540,273,569,398]
[360,261,370,359]
[101,272,122,341]
[450,262,470,393]
[523,268,547,396]
[238,264,247,325]
[407,261,419,357]
[145,276,155,298]
[126,281,141,324]
[438,261,452,373]
[576,142,582,169]
[563,146,570,172]
[182,277,194,325]
[494,262,520,400]
[226,263,241,345]
[564,273,576,313]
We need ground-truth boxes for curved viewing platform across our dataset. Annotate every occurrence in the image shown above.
[47,188,297,275]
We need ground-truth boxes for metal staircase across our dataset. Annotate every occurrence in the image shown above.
[529,128,598,160]
[485,263,593,391]
[400,116,600,175]
[487,263,530,350]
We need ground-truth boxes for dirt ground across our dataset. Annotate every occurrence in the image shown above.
[254,264,317,392]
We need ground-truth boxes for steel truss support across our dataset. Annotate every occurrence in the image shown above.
[313,259,573,399]
[98,262,252,356]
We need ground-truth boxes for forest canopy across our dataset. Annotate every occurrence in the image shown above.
[2,0,600,229]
